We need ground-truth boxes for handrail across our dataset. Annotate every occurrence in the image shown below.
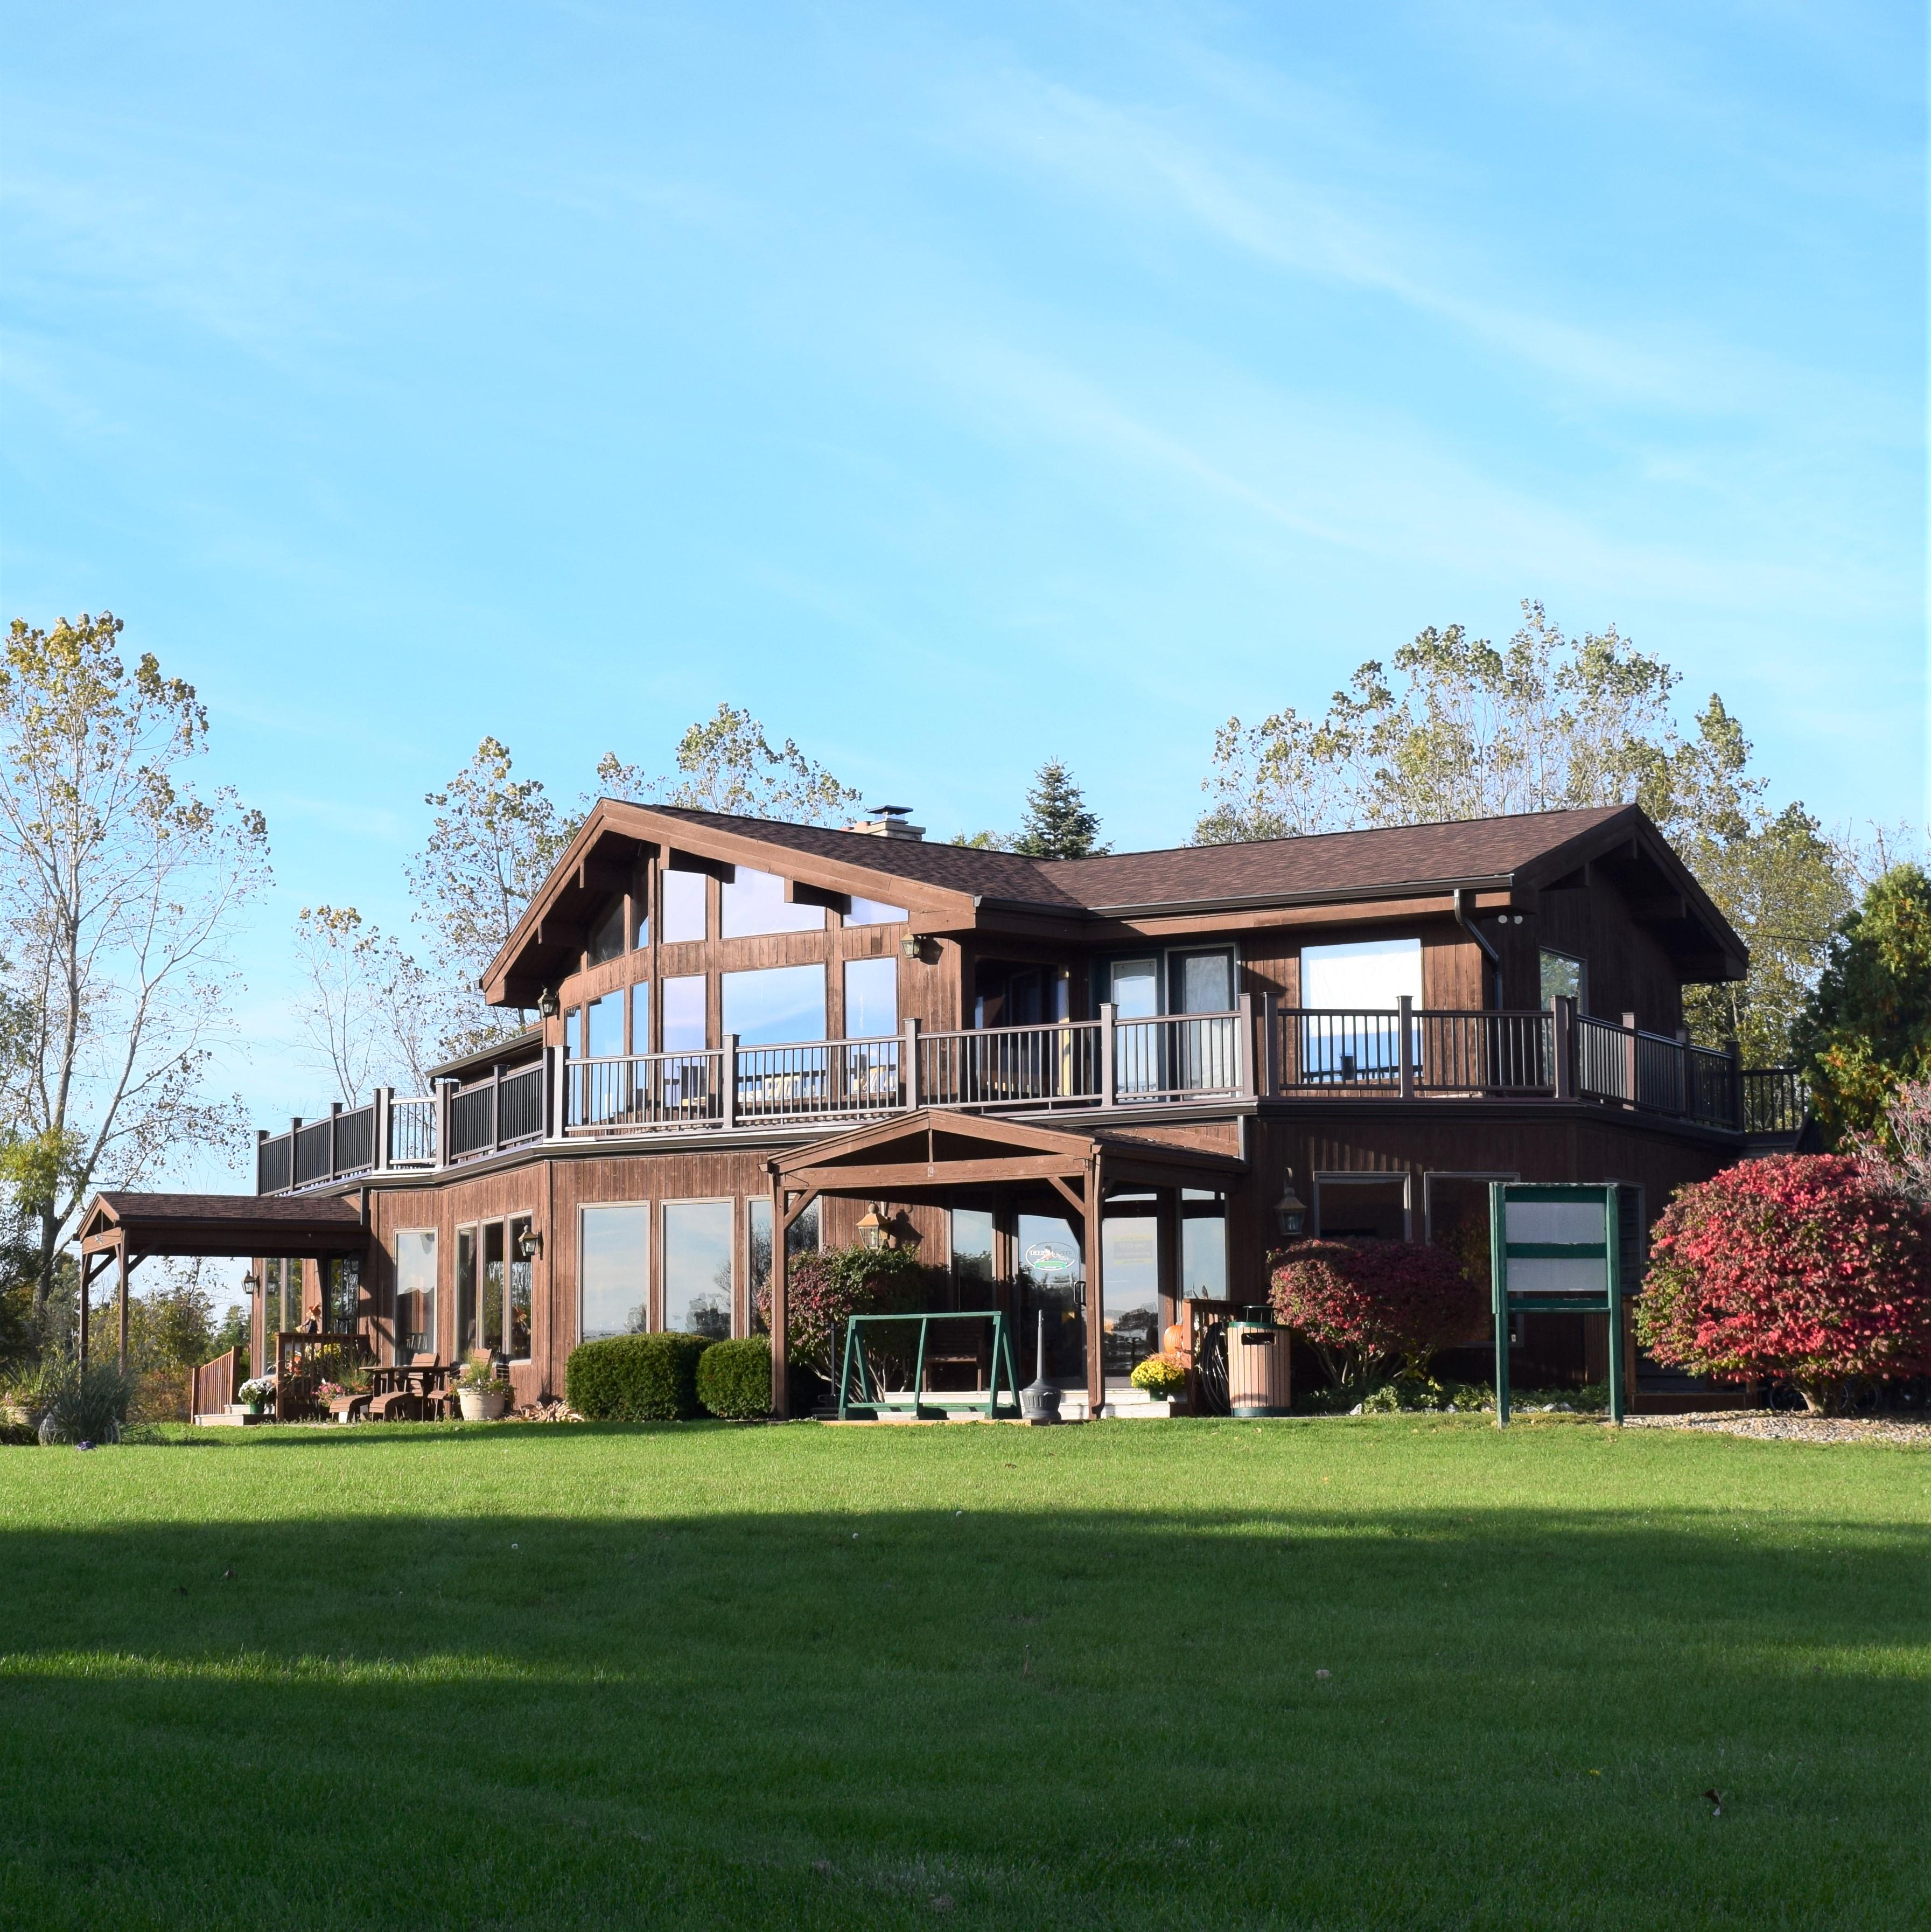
[255,1007,1795,1183]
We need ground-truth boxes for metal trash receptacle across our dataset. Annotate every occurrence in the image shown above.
[1227,1307,1291,1417]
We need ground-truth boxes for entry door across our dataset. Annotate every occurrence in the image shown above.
[1016,1211,1086,1385]
[1170,950,1235,1090]
[1110,958,1161,1093]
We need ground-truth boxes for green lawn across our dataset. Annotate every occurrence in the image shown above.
[2,1417,1926,1931]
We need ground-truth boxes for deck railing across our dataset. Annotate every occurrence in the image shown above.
[255,995,1801,1192]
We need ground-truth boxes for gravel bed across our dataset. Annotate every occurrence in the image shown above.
[1625,1409,1931,1446]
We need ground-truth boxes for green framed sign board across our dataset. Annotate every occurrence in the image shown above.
[1488,1182,1626,1427]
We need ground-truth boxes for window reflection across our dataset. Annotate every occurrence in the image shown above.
[580,1203,648,1340]
[721,867,826,938]
[723,964,825,1045]
[664,1199,733,1340]
[662,870,707,943]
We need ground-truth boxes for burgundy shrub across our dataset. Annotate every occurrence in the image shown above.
[1269,1238,1480,1393]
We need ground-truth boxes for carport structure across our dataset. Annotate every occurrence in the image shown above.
[74,1191,369,1372]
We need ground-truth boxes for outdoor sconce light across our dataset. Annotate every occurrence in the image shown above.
[516,1228,543,1261]
[240,1271,260,1294]
[537,987,560,1019]
[1275,1178,1309,1239]
[857,1202,888,1251]
[900,932,929,962]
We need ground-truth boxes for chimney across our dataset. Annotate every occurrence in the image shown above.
[847,804,925,841]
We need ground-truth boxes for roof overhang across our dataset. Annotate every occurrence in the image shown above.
[77,1191,370,1260]
[770,1108,1244,1198]
[482,801,984,1009]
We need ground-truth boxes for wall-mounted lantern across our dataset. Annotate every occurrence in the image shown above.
[1274,1178,1309,1239]
[857,1202,888,1251]
[536,987,560,1019]
[516,1227,543,1261]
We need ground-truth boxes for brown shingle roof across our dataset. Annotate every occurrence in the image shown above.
[646,803,1634,910]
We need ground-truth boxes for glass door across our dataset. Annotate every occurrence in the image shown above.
[1110,958,1161,1093]
[1170,950,1235,1090]
[1016,1211,1086,1385]
[1101,1195,1160,1383]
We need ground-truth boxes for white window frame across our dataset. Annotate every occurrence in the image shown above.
[391,1226,439,1366]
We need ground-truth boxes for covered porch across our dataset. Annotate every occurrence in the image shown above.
[76,1191,370,1421]
[766,1108,1248,1418]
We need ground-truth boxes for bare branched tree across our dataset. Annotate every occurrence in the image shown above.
[405,737,570,1059]
[0,613,269,1332]
[291,905,439,1099]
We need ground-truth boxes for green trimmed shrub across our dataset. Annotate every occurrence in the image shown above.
[565,1333,710,1421]
[697,1337,772,1420]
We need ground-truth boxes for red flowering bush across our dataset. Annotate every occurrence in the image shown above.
[1637,1154,1931,1411]
[752,1243,930,1384]
[1270,1239,1480,1393]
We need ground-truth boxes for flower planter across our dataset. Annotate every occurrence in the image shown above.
[458,1387,508,1421]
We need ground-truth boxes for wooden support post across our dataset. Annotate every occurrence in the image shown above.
[491,1061,503,1154]
[1260,992,1280,1098]
[1621,1011,1639,1108]
[1397,994,1415,1100]
[117,1242,130,1375]
[1237,993,1257,1099]
[255,1127,269,1195]
[1085,1150,1105,1413]
[1099,1003,1117,1110]
[1490,1183,1509,1428]
[78,1250,92,1371]
[768,1174,790,1419]
[901,1017,921,1109]
[328,1100,341,1181]
[1552,996,1576,1100]
[721,1034,738,1131]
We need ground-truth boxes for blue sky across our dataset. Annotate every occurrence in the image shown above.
[3,1,1924,1183]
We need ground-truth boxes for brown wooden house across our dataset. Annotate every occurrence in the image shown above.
[101,799,1804,1418]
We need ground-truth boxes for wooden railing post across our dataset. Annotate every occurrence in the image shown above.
[327,1100,341,1181]
[256,1127,269,1195]
[1621,1012,1638,1108]
[1553,997,1577,1100]
[373,1089,390,1173]
[722,1034,738,1130]
[1099,1002,1117,1109]
[1397,995,1415,1100]
[1237,993,1257,1099]
[902,1017,921,1109]
[491,1062,503,1154]
[1260,992,1279,1098]
[1728,1044,1744,1133]
[433,1080,453,1170]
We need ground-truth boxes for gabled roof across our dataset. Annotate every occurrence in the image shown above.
[78,1190,368,1258]
[483,797,1746,1006]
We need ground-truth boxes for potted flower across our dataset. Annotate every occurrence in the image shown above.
[1127,1351,1188,1414]
[456,1351,511,1421]
[237,1375,276,1417]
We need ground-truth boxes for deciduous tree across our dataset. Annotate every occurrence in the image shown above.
[1197,601,1852,1060]
[0,612,268,1333]
[290,904,439,1099]
[597,704,859,826]
[405,737,569,1057]
[1791,864,1931,1143]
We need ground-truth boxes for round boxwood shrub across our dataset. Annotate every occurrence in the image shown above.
[565,1333,710,1421]
[696,1337,772,1420]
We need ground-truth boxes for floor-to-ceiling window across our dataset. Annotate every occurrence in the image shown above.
[1100,1194,1160,1382]
[1180,1190,1228,1302]
[747,1196,818,1334]
[1017,1210,1085,1384]
[663,1199,733,1340]
[580,1203,649,1341]
[394,1230,437,1360]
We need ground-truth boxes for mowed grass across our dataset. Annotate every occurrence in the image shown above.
[1,1418,1927,1931]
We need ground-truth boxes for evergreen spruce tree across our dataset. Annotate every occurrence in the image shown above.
[1010,760,1109,860]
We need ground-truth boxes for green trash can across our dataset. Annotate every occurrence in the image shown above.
[1227,1306,1291,1418]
